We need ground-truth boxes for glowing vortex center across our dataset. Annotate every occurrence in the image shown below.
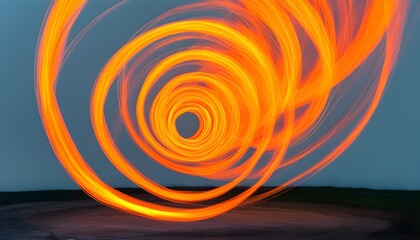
[176,112,200,139]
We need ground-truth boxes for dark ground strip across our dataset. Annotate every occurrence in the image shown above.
[0,187,419,240]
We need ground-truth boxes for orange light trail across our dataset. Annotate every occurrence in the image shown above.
[36,0,408,221]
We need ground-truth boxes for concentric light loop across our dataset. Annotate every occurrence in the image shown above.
[36,0,408,221]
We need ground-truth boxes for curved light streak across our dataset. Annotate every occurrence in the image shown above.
[36,0,408,221]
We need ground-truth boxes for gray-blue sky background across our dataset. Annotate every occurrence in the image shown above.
[0,1,419,191]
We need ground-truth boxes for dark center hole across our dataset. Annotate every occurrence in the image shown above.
[176,112,199,139]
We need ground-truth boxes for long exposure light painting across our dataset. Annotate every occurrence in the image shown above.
[36,0,408,221]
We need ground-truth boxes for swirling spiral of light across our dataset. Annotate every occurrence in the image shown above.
[36,0,408,221]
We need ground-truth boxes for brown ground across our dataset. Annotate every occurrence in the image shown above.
[0,193,417,240]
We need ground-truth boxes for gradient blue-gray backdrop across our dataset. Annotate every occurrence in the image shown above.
[1,1,419,191]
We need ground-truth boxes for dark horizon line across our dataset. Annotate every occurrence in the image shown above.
[2,186,420,208]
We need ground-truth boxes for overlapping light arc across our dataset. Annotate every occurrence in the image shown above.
[36,0,408,221]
